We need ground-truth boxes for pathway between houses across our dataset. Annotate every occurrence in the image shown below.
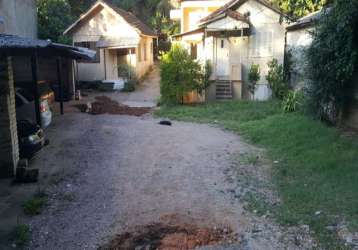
[21,67,316,249]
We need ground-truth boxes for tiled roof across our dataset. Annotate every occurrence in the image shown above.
[286,8,330,31]
[200,0,286,23]
[64,1,157,37]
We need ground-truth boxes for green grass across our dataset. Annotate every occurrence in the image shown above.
[23,191,47,216]
[156,101,358,249]
[12,224,30,248]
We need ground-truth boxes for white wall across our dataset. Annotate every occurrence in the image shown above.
[0,0,37,38]
[238,0,286,100]
[72,6,140,81]
[287,28,314,88]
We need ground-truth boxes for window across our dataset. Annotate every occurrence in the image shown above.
[250,31,273,57]
[138,43,142,62]
[221,39,224,49]
[190,43,197,60]
[143,42,147,61]
[74,41,100,63]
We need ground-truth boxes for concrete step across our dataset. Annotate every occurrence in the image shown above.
[215,80,233,100]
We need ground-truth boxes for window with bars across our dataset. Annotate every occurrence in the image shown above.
[250,31,274,57]
[74,41,100,63]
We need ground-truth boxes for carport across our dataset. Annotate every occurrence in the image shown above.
[0,34,95,178]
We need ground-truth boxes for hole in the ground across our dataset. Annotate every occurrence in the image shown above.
[100,223,234,250]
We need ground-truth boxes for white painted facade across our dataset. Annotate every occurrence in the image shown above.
[65,2,156,82]
[286,28,314,88]
[173,0,287,100]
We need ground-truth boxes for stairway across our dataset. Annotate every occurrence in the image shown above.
[215,80,233,100]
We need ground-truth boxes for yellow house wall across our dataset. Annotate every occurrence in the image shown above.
[135,36,155,78]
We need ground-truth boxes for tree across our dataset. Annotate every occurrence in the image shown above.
[266,59,288,100]
[306,1,358,123]
[67,0,94,17]
[271,0,330,18]
[248,64,260,99]
[37,0,74,44]
[160,45,211,105]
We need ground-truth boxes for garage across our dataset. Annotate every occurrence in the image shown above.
[0,34,94,179]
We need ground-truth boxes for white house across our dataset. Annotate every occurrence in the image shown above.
[64,0,157,83]
[171,0,289,101]
[286,9,328,88]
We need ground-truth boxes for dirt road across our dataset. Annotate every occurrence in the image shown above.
[26,68,314,249]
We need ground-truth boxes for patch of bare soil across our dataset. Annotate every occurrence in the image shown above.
[99,223,234,250]
[74,96,152,116]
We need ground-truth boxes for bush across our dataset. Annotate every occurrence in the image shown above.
[160,45,212,105]
[266,59,288,100]
[282,90,304,113]
[248,64,261,98]
[118,64,137,81]
[121,80,136,92]
[12,224,30,247]
[306,2,358,124]
[200,60,213,94]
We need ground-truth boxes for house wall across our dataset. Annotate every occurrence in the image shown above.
[204,0,286,101]
[135,36,154,78]
[0,57,19,177]
[71,7,141,81]
[286,27,314,88]
[0,0,37,38]
[238,0,286,100]
[180,1,226,33]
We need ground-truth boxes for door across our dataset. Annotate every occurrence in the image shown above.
[216,38,230,77]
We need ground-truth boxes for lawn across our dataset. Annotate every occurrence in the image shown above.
[156,101,358,249]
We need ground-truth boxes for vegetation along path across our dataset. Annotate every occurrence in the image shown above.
[156,101,358,249]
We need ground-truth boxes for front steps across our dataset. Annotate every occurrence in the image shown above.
[215,80,233,100]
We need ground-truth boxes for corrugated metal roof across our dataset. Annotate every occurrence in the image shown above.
[0,34,96,60]
[0,34,50,49]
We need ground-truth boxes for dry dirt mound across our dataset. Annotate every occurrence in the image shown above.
[74,96,152,116]
[100,223,234,250]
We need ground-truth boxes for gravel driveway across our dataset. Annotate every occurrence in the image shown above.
[27,113,314,250]
[26,68,315,249]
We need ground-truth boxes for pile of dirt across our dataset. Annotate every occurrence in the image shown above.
[100,223,234,250]
[74,96,152,116]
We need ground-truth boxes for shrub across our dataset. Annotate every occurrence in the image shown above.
[282,90,304,113]
[23,192,47,216]
[121,79,136,92]
[12,224,30,247]
[200,60,213,94]
[248,64,261,98]
[306,2,358,124]
[266,59,288,100]
[160,45,211,105]
[118,64,137,81]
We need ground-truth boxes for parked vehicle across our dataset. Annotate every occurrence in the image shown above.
[17,120,45,159]
[15,88,52,128]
